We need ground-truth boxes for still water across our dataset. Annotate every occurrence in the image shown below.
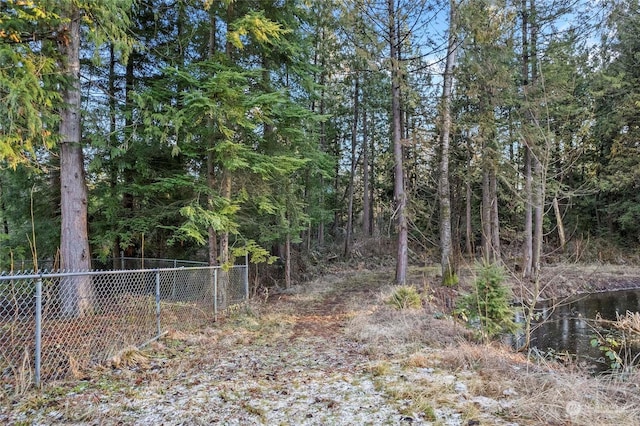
[526,288,640,370]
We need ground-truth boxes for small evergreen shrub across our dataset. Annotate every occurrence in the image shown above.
[456,264,517,339]
[387,285,422,310]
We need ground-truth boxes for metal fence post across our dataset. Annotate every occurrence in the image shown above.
[213,268,218,321]
[244,253,249,300]
[155,270,161,337]
[34,277,42,388]
[171,259,177,300]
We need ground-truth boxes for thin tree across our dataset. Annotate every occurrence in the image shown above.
[344,77,359,257]
[362,107,371,237]
[388,0,408,284]
[438,0,459,286]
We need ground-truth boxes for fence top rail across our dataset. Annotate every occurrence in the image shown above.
[0,264,246,281]
[115,257,209,265]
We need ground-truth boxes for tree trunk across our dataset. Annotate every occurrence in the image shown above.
[438,0,458,285]
[0,177,8,237]
[522,146,533,277]
[220,172,231,265]
[285,232,291,288]
[219,0,234,268]
[553,196,566,251]
[490,168,501,261]
[481,165,492,263]
[362,108,370,237]
[58,7,93,317]
[465,177,473,257]
[207,149,218,266]
[388,0,408,284]
[344,77,359,257]
[317,38,327,247]
[530,0,543,278]
[369,116,376,236]
[521,0,533,279]
[465,133,473,257]
[532,154,543,274]
[207,7,219,266]
[108,44,120,269]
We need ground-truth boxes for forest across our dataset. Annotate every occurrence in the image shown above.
[1,0,639,287]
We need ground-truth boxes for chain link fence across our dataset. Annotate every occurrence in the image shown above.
[6,257,208,272]
[0,263,248,395]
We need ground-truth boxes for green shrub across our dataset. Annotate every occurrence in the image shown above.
[456,264,517,339]
[387,285,422,310]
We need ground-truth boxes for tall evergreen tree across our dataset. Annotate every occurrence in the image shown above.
[1,0,133,315]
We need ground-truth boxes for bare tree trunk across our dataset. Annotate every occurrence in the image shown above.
[465,133,473,257]
[318,44,327,246]
[207,149,218,266]
[218,1,235,269]
[108,44,120,269]
[438,0,458,285]
[0,178,8,237]
[369,118,376,236]
[344,77,359,257]
[58,7,93,317]
[490,169,501,261]
[120,33,137,262]
[523,146,533,277]
[530,0,543,278]
[207,7,219,267]
[388,0,408,284]
[481,166,492,263]
[532,154,543,274]
[521,0,533,278]
[317,118,325,246]
[553,196,566,251]
[220,172,231,265]
[285,232,291,288]
[465,178,473,257]
[362,108,370,237]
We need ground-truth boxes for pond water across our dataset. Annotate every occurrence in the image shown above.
[524,288,640,370]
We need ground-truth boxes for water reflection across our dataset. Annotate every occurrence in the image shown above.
[527,288,640,370]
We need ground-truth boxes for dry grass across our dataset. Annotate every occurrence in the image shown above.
[345,286,467,357]
[437,341,640,425]
[404,351,431,368]
[345,281,640,425]
[109,346,151,370]
[612,311,640,335]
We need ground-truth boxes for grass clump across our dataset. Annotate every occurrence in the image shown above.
[368,361,392,377]
[387,285,422,310]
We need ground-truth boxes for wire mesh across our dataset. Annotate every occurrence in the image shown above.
[0,263,247,395]
[0,275,36,393]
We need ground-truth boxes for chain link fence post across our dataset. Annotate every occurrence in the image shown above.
[171,259,177,299]
[213,268,218,321]
[34,276,42,388]
[244,253,249,300]
[155,270,161,337]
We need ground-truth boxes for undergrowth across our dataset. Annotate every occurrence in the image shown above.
[387,285,422,310]
[455,263,518,340]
